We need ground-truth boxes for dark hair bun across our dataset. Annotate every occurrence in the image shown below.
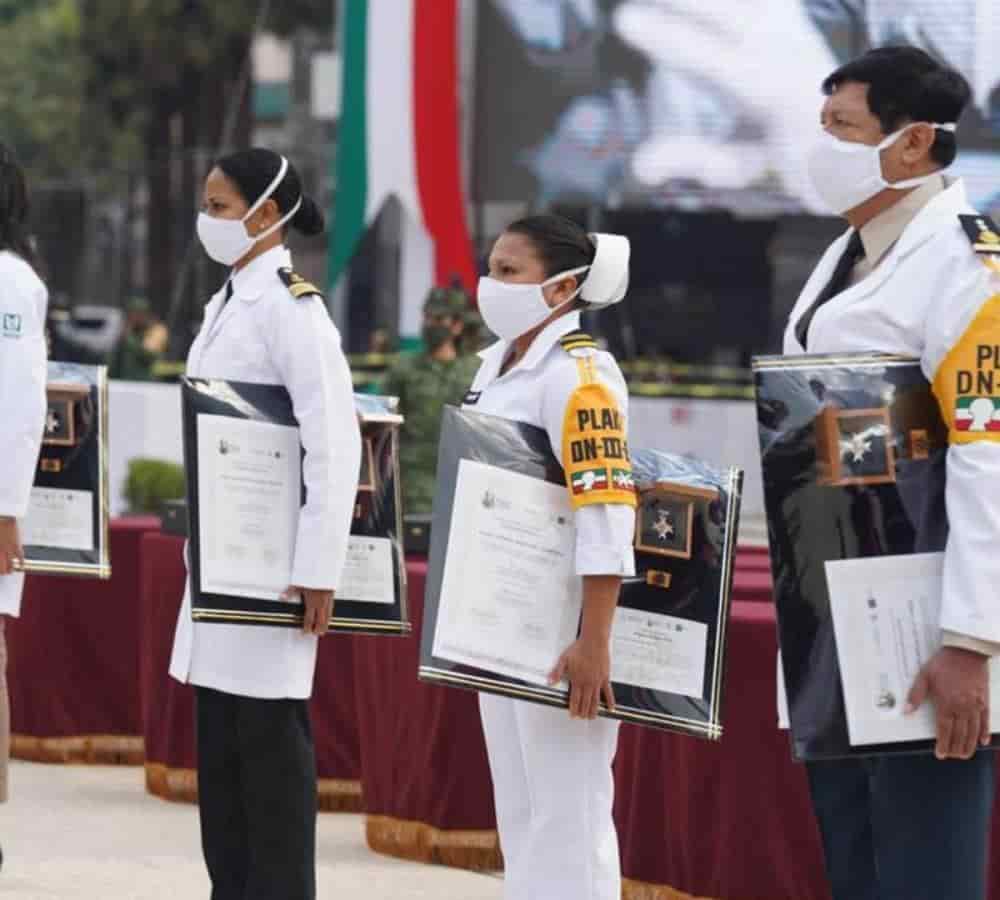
[293,196,325,237]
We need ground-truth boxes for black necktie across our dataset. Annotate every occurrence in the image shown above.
[795,230,865,349]
[223,280,234,305]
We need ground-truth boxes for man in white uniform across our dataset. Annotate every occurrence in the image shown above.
[784,47,998,900]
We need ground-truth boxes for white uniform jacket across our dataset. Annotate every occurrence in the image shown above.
[784,178,1000,647]
[169,245,361,699]
[0,251,48,617]
[463,312,636,576]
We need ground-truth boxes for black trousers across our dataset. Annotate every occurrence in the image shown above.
[196,687,317,900]
[807,751,995,900]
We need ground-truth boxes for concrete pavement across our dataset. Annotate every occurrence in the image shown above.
[0,762,503,899]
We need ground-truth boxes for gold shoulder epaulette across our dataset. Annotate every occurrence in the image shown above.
[959,215,1000,272]
[277,267,323,300]
[559,331,598,354]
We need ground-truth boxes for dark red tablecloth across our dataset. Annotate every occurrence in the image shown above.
[354,559,502,870]
[139,531,363,811]
[7,516,161,764]
[731,568,772,603]
[615,601,829,899]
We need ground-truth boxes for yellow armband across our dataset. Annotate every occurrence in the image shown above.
[932,295,1000,442]
[562,354,637,510]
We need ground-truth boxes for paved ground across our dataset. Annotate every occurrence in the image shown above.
[0,762,503,899]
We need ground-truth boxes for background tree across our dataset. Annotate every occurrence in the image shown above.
[0,0,334,320]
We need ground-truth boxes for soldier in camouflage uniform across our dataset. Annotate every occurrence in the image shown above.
[381,286,481,515]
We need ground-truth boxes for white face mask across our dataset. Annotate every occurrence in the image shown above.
[805,122,956,216]
[196,156,303,266]
[477,266,590,341]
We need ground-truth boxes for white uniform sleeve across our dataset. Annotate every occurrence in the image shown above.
[922,239,1000,646]
[0,261,48,518]
[264,293,361,591]
[540,351,636,577]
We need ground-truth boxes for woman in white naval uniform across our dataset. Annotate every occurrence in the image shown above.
[0,145,47,863]
[169,149,360,900]
[465,215,636,900]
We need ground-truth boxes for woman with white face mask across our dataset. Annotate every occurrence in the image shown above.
[463,214,636,900]
[169,148,360,900]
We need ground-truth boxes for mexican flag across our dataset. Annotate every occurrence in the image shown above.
[611,468,635,491]
[955,396,1000,431]
[572,468,609,495]
[328,0,476,337]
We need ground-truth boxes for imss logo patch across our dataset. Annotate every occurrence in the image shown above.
[2,313,22,337]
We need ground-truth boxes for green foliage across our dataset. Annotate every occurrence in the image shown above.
[0,0,335,177]
[0,0,87,176]
[124,458,186,515]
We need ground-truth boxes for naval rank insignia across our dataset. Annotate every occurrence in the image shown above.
[959,214,1000,273]
[277,267,323,300]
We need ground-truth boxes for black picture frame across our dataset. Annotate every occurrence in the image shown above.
[753,351,997,760]
[418,405,743,739]
[181,378,409,635]
[22,363,110,579]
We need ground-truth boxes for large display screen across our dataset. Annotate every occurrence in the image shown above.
[474,0,1000,216]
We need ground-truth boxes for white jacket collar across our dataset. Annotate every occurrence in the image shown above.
[831,177,973,264]
[478,311,583,375]
[229,244,292,302]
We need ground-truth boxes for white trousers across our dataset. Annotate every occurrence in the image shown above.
[479,693,621,900]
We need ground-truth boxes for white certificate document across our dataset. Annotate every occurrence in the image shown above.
[196,414,301,600]
[23,488,94,552]
[338,536,394,604]
[611,608,708,699]
[827,553,1000,746]
[432,459,582,687]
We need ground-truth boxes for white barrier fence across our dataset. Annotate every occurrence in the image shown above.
[107,381,767,544]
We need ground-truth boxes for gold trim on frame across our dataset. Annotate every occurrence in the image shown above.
[752,352,917,371]
[366,814,503,872]
[417,665,723,740]
[191,608,411,633]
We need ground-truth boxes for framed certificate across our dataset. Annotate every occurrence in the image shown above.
[419,406,743,739]
[181,379,409,635]
[22,363,110,579]
[752,352,985,760]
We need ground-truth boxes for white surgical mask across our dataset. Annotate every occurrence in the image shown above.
[477,266,590,341]
[196,156,303,266]
[805,122,957,216]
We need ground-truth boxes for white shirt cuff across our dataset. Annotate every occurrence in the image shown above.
[576,543,636,577]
